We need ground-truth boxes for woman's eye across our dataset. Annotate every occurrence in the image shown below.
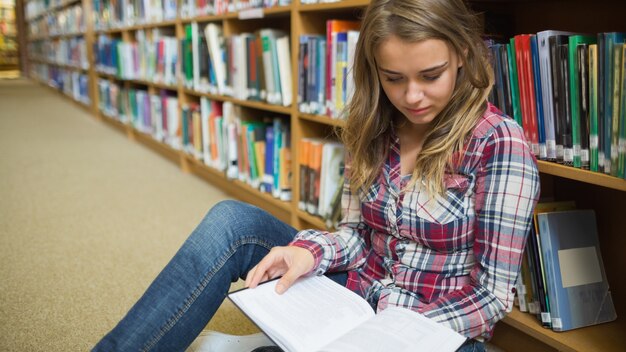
[423,74,442,82]
[385,76,403,83]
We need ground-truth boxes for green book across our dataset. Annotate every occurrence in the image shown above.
[507,40,523,127]
[589,44,600,172]
[611,43,623,176]
[618,44,626,178]
[568,35,596,168]
[184,24,193,86]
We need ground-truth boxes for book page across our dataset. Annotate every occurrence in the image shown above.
[229,275,375,352]
[319,306,467,352]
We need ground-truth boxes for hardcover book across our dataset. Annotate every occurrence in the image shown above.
[536,209,617,331]
[229,275,467,352]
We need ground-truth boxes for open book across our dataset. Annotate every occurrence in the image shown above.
[228,275,467,352]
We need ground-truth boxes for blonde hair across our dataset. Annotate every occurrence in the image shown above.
[342,0,493,195]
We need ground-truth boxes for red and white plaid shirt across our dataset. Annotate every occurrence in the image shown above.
[291,104,540,340]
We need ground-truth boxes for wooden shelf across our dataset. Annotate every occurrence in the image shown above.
[297,209,327,230]
[537,161,626,192]
[299,112,345,127]
[503,308,626,352]
[299,0,370,12]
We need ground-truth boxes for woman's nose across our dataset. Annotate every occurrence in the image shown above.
[406,81,424,104]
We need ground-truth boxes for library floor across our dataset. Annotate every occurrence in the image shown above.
[0,79,258,351]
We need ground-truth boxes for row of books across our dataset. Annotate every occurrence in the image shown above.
[97,83,294,200]
[488,31,626,179]
[91,0,291,31]
[515,204,617,332]
[24,0,73,20]
[298,138,344,228]
[179,0,291,18]
[27,4,85,38]
[98,81,183,148]
[28,37,89,70]
[181,100,292,199]
[32,63,91,105]
[95,31,178,85]
[182,23,292,106]
[297,19,360,118]
[93,0,178,31]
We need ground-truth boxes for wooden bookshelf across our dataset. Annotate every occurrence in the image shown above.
[21,0,626,351]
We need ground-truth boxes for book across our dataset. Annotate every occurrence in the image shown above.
[568,35,596,169]
[536,209,617,331]
[229,275,467,352]
[537,30,578,161]
[589,44,600,172]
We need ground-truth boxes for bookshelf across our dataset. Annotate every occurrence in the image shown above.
[0,0,18,70]
[21,0,626,351]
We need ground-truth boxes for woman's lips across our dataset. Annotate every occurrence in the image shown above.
[406,106,430,115]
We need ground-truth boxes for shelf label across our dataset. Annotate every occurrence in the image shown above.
[239,8,264,20]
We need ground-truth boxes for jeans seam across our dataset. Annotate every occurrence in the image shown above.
[141,236,275,352]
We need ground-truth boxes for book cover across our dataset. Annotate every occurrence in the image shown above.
[325,20,360,117]
[537,209,617,331]
[589,44,600,172]
[530,36,547,160]
[506,40,523,127]
[610,42,623,176]
[568,35,596,169]
[229,275,466,352]
[600,32,625,174]
[617,43,626,178]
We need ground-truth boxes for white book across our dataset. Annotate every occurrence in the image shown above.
[233,34,249,100]
[205,23,227,95]
[346,30,359,109]
[200,97,212,167]
[276,35,292,106]
[259,29,278,104]
[166,96,180,150]
[318,142,344,220]
[229,275,467,352]
[536,30,577,161]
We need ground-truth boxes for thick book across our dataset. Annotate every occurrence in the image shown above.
[229,275,467,352]
[536,209,617,331]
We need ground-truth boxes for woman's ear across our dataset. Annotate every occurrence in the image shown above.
[458,48,468,68]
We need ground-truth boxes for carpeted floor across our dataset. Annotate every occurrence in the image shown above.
[0,79,258,351]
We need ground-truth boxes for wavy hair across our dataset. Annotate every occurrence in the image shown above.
[342,0,493,195]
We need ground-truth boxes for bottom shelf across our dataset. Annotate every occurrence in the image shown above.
[497,307,625,352]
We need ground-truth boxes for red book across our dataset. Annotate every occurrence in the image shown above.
[514,34,540,155]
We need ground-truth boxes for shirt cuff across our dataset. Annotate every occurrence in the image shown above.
[289,239,326,275]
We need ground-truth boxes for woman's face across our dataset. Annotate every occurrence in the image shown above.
[375,36,462,131]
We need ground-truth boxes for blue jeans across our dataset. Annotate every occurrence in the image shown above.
[94,200,348,352]
[93,200,483,352]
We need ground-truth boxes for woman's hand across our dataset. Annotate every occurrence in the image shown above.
[245,246,315,294]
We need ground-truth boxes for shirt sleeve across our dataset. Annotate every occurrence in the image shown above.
[289,160,372,275]
[419,119,540,339]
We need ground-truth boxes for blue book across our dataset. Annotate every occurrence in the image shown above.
[262,125,275,194]
[537,209,617,331]
[531,36,547,160]
[600,32,625,174]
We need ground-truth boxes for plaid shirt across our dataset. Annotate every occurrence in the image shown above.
[291,104,540,340]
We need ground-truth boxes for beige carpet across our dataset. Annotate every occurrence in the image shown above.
[0,79,258,352]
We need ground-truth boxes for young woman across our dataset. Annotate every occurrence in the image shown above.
[93,0,540,351]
